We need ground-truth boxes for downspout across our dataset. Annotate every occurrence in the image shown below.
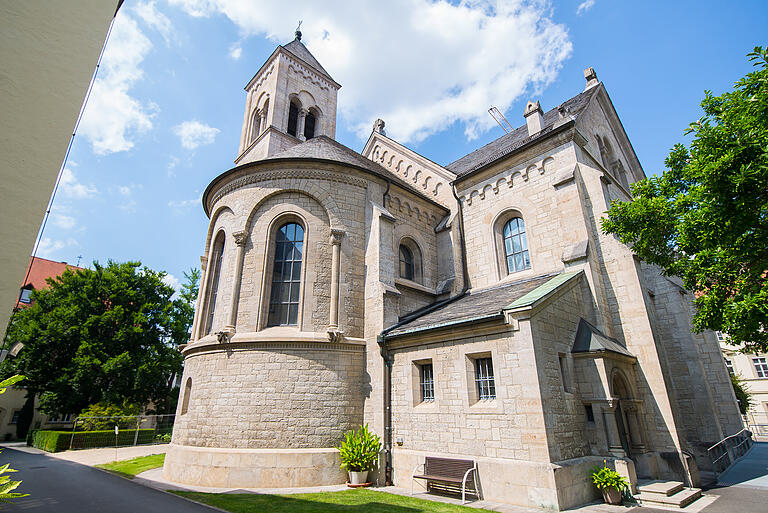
[376,179,471,486]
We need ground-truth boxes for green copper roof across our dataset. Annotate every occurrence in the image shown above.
[505,270,582,310]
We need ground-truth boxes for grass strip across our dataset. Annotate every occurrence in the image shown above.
[96,453,165,479]
[173,488,489,513]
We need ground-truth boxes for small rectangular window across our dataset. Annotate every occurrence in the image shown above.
[716,331,728,342]
[9,410,20,425]
[475,357,495,400]
[724,358,734,376]
[585,404,594,423]
[753,357,768,378]
[420,363,434,402]
[18,289,32,304]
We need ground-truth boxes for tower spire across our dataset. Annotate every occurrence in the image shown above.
[295,20,302,41]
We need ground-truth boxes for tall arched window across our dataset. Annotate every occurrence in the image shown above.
[304,110,316,139]
[250,108,261,143]
[204,232,225,334]
[399,245,414,280]
[268,222,304,326]
[287,101,299,137]
[503,217,530,274]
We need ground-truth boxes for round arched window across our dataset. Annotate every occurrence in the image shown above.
[503,217,530,274]
[268,222,304,326]
[399,245,414,281]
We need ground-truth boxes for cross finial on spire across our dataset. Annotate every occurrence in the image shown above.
[295,21,302,41]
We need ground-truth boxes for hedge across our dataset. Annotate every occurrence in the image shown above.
[28,429,155,453]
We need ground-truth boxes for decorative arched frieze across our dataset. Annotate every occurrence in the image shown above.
[459,155,558,205]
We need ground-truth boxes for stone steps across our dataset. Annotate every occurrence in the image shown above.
[635,480,702,510]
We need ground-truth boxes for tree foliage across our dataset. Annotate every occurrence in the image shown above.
[3,261,193,415]
[602,47,768,351]
[0,376,27,504]
[730,373,752,415]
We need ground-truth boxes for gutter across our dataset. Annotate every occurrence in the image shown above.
[377,180,471,485]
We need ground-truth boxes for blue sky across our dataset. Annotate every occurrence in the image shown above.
[38,0,768,291]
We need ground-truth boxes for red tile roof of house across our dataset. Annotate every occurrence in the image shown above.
[16,256,84,308]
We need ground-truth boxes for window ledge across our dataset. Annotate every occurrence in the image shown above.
[413,401,439,413]
[395,278,435,295]
[467,399,503,415]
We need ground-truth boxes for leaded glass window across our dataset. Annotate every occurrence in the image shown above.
[420,363,434,402]
[287,102,299,136]
[268,222,304,326]
[399,245,414,280]
[503,217,530,274]
[205,232,225,334]
[304,111,316,139]
[475,357,495,400]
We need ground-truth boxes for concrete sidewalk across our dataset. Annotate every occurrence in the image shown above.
[1,441,168,465]
[715,441,768,489]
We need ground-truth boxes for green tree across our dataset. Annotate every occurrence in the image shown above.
[0,375,28,505]
[3,261,184,415]
[602,47,768,352]
[730,373,752,415]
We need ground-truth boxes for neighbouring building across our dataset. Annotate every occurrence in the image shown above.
[718,332,768,436]
[164,30,743,510]
[0,257,84,440]
[0,1,121,343]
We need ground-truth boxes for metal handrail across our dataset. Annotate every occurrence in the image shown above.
[706,428,753,479]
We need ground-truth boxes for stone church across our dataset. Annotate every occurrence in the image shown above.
[164,30,742,510]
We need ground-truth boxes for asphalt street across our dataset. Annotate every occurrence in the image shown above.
[0,447,216,513]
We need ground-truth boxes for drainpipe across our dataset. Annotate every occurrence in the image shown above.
[378,334,393,485]
[376,180,471,486]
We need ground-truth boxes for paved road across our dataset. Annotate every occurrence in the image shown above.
[0,447,216,513]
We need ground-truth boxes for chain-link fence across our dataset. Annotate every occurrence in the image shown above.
[66,414,175,450]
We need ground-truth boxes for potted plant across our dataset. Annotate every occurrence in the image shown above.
[338,424,382,485]
[590,461,629,505]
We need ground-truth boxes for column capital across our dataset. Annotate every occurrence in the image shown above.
[330,229,345,245]
[233,230,248,247]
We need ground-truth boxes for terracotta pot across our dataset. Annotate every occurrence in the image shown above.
[601,486,622,505]
[348,471,369,484]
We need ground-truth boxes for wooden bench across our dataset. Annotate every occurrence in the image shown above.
[411,457,478,504]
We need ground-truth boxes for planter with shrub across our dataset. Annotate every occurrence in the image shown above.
[590,461,630,505]
[337,424,381,485]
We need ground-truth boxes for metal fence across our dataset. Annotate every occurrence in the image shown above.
[67,414,175,451]
[706,427,753,478]
[744,411,768,439]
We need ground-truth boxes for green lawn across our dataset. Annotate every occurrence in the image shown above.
[174,489,489,513]
[95,453,165,479]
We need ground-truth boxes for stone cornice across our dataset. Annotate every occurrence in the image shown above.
[182,331,366,357]
[207,166,369,212]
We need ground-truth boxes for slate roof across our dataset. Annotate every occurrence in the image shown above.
[384,273,559,338]
[446,87,598,179]
[266,136,447,210]
[571,318,634,358]
[282,39,336,84]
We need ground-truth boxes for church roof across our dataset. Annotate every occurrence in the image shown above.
[383,273,559,338]
[446,87,598,179]
[265,136,448,211]
[571,318,634,358]
[282,38,336,84]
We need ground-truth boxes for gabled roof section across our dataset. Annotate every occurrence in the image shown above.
[446,87,598,179]
[571,318,634,358]
[282,39,335,83]
[383,273,558,338]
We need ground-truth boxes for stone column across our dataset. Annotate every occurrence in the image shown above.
[601,402,626,457]
[328,229,345,337]
[297,108,307,141]
[259,109,267,135]
[190,255,207,341]
[224,230,248,334]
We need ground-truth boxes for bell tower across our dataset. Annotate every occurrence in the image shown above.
[235,27,341,165]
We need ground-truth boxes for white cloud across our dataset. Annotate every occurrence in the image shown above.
[229,43,242,60]
[37,237,79,260]
[135,1,175,45]
[119,185,132,196]
[168,193,202,209]
[52,213,77,230]
[577,0,596,15]
[168,0,572,143]
[60,168,98,199]
[163,273,181,291]
[78,13,155,155]
[173,121,220,149]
